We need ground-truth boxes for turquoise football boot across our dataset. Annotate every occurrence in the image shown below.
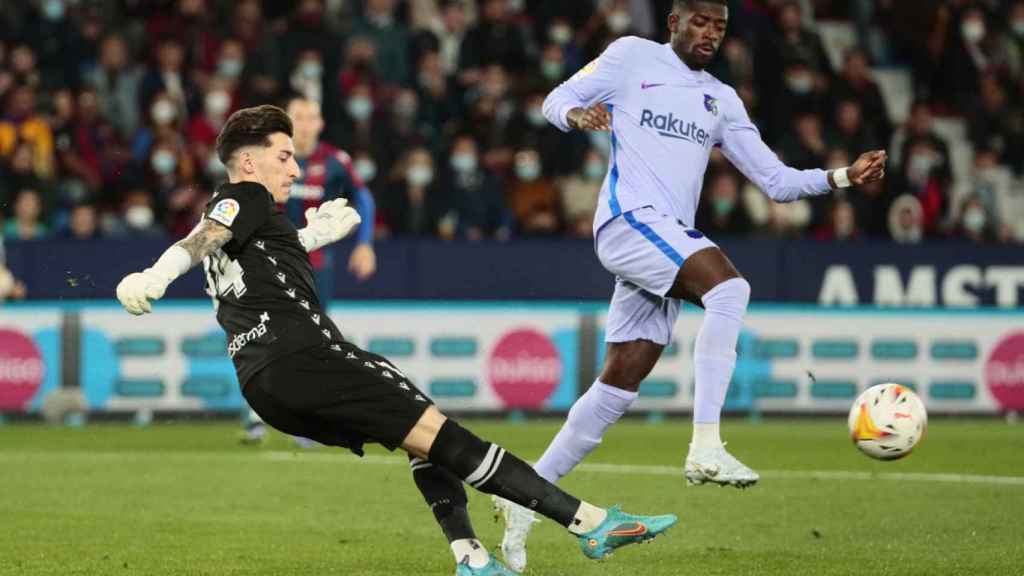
[578,506,679,560]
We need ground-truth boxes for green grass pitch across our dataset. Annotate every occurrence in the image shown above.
[1,418,1022,575]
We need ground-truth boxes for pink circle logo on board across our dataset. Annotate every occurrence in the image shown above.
[489,329,561,409]
[0,328,45,410]
[986,332,1024,411]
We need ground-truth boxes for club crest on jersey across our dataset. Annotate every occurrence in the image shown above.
[704,94,719,116]
[208,198,240,227]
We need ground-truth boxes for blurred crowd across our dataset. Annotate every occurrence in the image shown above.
[1,0,1023,276]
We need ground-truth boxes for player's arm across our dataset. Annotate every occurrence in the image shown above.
[543,36,634,133]
[116,219,233,315]
[719,89,887,202]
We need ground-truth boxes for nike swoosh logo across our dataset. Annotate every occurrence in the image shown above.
[608,522,648,537]
[641,82,666,90]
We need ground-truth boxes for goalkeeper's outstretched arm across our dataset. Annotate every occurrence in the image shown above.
[116,219,233,315]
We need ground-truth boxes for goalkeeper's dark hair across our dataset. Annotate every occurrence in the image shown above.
[215,105,294,166]
[673,0,728,10]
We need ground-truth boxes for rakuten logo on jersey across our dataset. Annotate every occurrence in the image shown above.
[639,109,710,147]
[0,329,45,410]
[986,332,1024,411]
[489,329,561,409]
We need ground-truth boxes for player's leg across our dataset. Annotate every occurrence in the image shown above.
[241,406,267,444]
[665,246,756,487]
[408,455,499,572]
[402,406,678,562]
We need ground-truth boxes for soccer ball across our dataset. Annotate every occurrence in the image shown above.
[848,383,927,460]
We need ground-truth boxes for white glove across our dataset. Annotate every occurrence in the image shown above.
[299,198,362,252]
[116,269,171,315]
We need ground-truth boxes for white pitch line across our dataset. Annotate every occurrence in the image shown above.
[3,451,1022,486]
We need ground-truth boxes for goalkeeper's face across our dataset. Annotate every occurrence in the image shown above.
[249,132,301,203]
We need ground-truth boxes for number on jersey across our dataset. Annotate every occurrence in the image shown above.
[204,249,247,306]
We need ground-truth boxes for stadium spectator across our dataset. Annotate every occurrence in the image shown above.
[0,140,51,210]
[0,235,27,302]
[831,99,880,158]
[956,194,997,243]
[380,147,449,238]
[696,171,755,237]
[444,134,511,241]
[415,50,462,136]
[0,84,55,180]
[138,36,196,118]
[4,188,48,240]
[509,90,586,178]
[964,147,1015,242]
[814,198,861,242]
[506,147,560,236]
[967,74,1019,168]
[351,0,412,88]
[459,0,536,81]
[830,47,892,148]
[105,188,163,238]
[86,34,142,140]
[63,202,101,240]
[560,148,605,239]
[888,194,925,244]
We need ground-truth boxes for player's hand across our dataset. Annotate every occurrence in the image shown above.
[568,104,612,132]
[348,243,377,281]
[116,270,170,315]
[304,198,362,244]
[849,150,888,185]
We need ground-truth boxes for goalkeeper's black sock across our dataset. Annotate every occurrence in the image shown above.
[427,419,587,530]
[409,455,475,542]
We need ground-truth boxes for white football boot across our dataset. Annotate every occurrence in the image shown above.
[492,496,539,573]
[683,443,760,488]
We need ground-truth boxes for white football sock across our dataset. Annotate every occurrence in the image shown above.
[691,422,722,450]
[568,501,609,535]
[451,538,488,568]
[692,278,750,441]
[534,380,637,484]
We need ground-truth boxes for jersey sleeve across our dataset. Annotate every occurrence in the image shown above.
[204,184,272,245]
[718,87,831,203]
[542,36,636,132]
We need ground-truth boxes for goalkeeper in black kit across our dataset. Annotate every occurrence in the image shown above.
[115,105,677,575]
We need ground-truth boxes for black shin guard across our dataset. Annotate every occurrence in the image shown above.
[409,456,475,543]
[428,419,581,528]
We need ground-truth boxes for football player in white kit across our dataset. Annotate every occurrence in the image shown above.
[495,0,887,571]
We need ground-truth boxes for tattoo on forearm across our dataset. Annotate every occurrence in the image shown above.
[176,220,234,265]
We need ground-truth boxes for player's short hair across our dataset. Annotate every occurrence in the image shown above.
[215,105,293,166]
[673,0,727,11]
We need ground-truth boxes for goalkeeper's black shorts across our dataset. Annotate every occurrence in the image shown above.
[242,341,433,455]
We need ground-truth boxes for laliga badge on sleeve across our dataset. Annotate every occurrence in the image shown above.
[209,198,241,227]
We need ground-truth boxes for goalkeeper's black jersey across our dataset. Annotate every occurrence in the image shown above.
[202,182,344,385]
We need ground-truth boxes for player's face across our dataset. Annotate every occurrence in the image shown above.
[252,132,301,203]
[287,100,324,152]
[669,2,728,70]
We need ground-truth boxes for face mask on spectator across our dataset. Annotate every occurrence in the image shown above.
[907,153,935,185]
[712,197,735,216]
[125,205,154,229]
[205,91,231,117]
[526,107,546,127]
[607,10,631,34]
[550,25,572,45]
[786,73,814,94]
[516,161,541,182]
[961,19,985,44]
[541,60,563,81]
[354,159,377,182]
[451,153,477,174]
[584,160,605,180]
[218,58,243,78]
[300,60,322,79]
[963,207,986,233]
[207,153,227,178]
[151,100,176,125]
[407,165,434,187]
[1013,21,1024,37]
[347,97,373,121]
[43,0,64,21]
[152,151,177,175]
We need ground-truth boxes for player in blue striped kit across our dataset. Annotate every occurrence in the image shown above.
[495,1,887,571]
